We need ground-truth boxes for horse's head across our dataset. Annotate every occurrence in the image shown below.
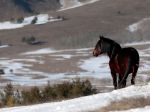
[93,35,121,58]
[93,36,105,57]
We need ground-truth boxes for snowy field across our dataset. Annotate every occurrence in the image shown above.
[0,41,150,88]
[0,47,110,86]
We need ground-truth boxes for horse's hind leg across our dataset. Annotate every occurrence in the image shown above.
[118,75,121,83]
[131,65,138,85]
[118,75,122,86]
[111,71,117,89]
[118,74,128,88]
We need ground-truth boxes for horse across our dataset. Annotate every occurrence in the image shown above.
[93,36,139,89]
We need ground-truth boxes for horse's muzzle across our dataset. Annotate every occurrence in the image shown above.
[93,49,99,57]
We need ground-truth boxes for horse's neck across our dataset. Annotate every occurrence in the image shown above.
[108,43,121,59]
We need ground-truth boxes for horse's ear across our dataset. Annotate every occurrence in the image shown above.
[99,35,104,40]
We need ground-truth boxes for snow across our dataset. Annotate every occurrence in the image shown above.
[127,17,150,32]
[0,0,100,30]
[1,83,150,112]
[60,0,82,10]
[79,56,110,78]
[0,14,62,30]
[124,41,150,46]
[22,48,92,55]
[35,14,49,25]
[23,48,56,55]
[0,48,92,86]
[0,41,150,111]
[0,58,69,86]
[22,47,111,80]
[0,47,103,86]
[0,21,23,30]
[59,0,100,11]
[50,54,73,59]
[1,40,150,86]
[0,45,10,48]
[128,22,139,32]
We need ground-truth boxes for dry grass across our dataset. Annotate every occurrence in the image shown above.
[99,97,150,112]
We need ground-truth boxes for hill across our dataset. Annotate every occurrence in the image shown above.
[0,0,61,21]
[0,0,150,57]
[1,83,150,112]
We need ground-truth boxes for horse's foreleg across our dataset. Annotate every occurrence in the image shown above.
[118,58,131,88]
[118,74,126,89]
[131,65,138,85]
[118,75,122,85]
[122,79,127,88]
[111,71,117,89]
[118,73,129,88]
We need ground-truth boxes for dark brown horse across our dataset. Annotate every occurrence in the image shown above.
[93,36,139,89]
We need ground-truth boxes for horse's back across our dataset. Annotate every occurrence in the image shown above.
[121,47,139,64]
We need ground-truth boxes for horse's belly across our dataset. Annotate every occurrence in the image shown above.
[115,63,133,75]
[109,62,121,73]
[109,61,130,75]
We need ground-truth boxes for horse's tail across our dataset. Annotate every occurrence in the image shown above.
[118,57,131,88]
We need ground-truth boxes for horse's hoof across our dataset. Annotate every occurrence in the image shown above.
[117,84,126,89]
[117,86,121,89]
[131,80,135,85]
[114,87,117,90]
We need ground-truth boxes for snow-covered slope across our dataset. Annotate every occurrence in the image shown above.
[127,17,150,32]
[0,0,100,30]
[0,14,62,30]
[1,83,150,112]
[59,0,99,11]
[60,0,81,9]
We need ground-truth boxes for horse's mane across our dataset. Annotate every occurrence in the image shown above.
[100,36,120,47]
[100,36,122,58]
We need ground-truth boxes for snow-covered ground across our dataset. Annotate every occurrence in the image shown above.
[1,47,109,86]
[0,42,150,86]
[59,0,100,11]
[79,56,110,78]
[0,45,10,48]
[0,0,100,30]
[124,41,150,46]
[127,17,150,32]
[0,14,62,30]
[1,83,150,112]
[0,40,150,112]
[0,41,150,86]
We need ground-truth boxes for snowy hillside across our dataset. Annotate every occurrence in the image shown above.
[0,14,62,30]
[0,0,100,30]
[127,17,150,32]
[59,0,99,11]
[1,83,150,112]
